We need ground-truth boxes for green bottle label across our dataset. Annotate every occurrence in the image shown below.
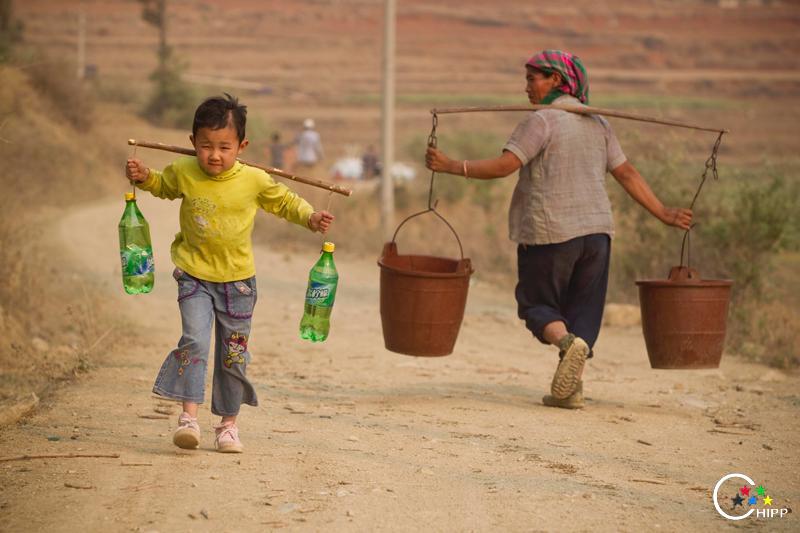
[305,281,336,307]
[121,245,154,276]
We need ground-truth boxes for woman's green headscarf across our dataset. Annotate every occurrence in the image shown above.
[526,50,589,105]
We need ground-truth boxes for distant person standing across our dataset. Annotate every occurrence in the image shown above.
[293,118,324,172]
[268,132,287,169]
[361,144,381,180]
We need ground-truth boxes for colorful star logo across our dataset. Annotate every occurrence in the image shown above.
[733,482,778,510]
[714,474,784,521]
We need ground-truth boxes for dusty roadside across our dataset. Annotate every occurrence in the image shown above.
[0,196,797,532]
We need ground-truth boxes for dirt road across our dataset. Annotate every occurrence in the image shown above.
[1,196,797,532]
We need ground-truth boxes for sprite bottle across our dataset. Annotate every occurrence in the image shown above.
[299,242,338,342]
[118,192,154,294]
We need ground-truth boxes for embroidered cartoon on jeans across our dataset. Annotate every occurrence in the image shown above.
[224,333,248,368]
[173,348,201,376]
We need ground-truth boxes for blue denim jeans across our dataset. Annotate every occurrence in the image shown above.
[152,268,259,416]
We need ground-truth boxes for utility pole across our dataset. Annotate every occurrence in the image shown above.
[76,7,85,80]
[380,0,396,240]
[157,0,166,68]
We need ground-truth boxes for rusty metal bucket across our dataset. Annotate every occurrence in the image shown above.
[377,210,474,357]
[636,266,733,369]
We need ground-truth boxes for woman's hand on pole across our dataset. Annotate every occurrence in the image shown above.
[660,207,693,230]
[425,146,456,174]
[126,158,150,183]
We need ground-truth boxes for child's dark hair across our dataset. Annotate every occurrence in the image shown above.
[193,93,247,142]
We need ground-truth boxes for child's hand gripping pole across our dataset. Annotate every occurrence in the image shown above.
[309,192,335,235]
[125,143,153,193]
[127,144,138,199]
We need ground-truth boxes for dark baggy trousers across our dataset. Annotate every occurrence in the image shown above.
[514,233,611,356]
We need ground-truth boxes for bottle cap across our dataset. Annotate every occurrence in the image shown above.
[322,242,335,253]
[125,192,135,201]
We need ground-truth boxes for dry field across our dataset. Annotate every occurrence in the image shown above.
[16,0,800,161]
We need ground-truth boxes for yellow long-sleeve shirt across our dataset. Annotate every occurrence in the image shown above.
[137,156,314,282]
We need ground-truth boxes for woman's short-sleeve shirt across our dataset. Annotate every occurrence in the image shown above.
[503,95,626,245]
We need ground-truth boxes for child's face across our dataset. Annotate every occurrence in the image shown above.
[190,124,248,176]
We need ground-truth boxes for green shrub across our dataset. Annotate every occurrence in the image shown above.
[27,55,95,131]
[138,0,196,127]
[700,173,798,301]
[0,0,23,63]
[143,50,196,128]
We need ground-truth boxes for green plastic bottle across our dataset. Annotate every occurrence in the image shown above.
[299,242,338,342]
[118,192,154,294]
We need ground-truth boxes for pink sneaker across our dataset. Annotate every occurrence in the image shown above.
[172,412,200,449]
[214,422,243,453]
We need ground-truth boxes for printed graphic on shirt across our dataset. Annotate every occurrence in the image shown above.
[224,332,248,368]
[189,196,249,242]
[173,348,201,376]
[190,197,221,240]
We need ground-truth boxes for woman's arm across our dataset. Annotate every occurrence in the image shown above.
[425,147,521,180]
[610,160,692,230]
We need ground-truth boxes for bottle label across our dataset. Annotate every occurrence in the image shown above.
[121,245,154,276]
[305,281,336,307]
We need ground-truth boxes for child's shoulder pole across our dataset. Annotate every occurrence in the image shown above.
[128,139,352,197]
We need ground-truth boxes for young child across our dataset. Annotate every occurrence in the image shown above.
[125,94,334,452]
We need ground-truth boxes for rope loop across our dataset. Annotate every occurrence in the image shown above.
[129,144,138,199]
[678,130,725,268]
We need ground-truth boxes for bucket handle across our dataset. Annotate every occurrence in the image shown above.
[391,205,465,261]
[388,111,465,260]
[678,224,695,271]
[668,265,700,282]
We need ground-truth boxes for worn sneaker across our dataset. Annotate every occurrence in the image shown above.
[550,335,589,400]
[173,412,200,449]
[543,381,585,409]
[214,422,243,453]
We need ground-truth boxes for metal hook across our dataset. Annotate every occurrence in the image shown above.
[388,111,465,260]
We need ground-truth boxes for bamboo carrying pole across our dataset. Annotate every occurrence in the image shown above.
[127,139,353,197]
[430,104,729,133]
